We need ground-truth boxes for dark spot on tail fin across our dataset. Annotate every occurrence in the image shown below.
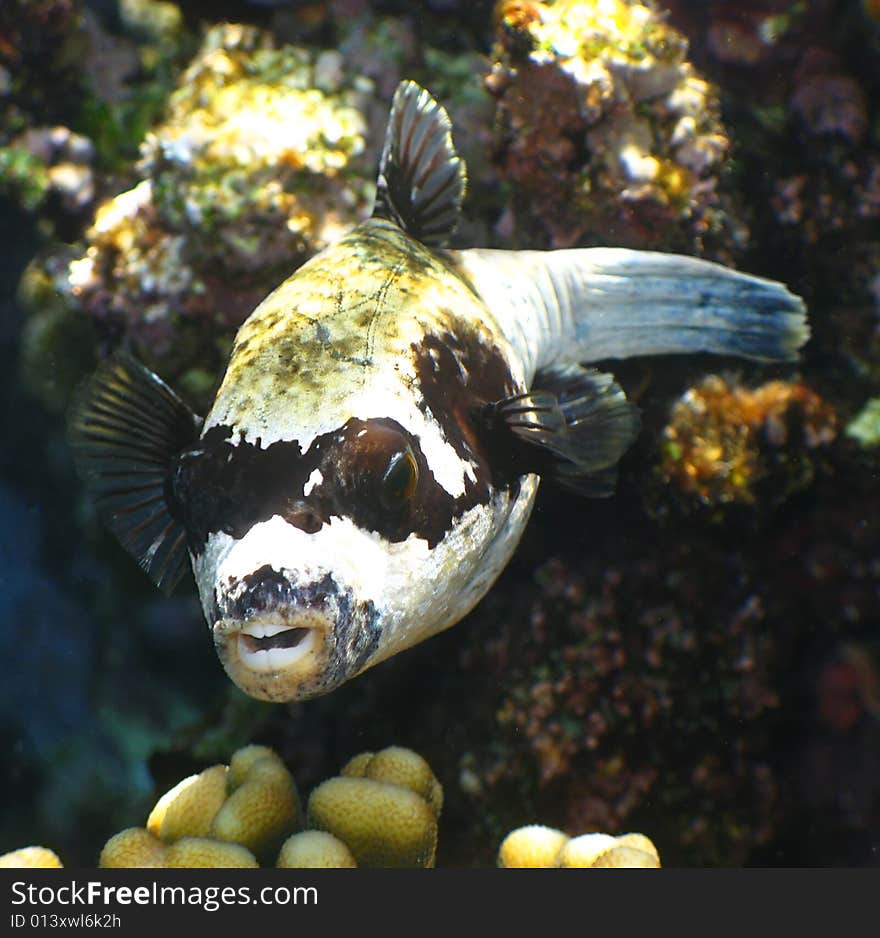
[483,364,640,497]
[67,353,202,594]
[372,80,466,247]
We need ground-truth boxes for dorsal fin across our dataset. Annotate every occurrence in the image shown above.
[372,80,467,247]
[68,353,202,594]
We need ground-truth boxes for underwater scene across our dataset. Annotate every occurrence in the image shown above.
[1,0,879,869]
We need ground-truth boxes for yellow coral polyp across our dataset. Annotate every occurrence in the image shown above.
[497,826,662,869]
[555,832,619,867]
[97,744,443,868]
[226,744,282,788]
[0,846,63,868]
[615,832,661,864]
[209,751,300,860]
[277,831,358,868]
[308,776,438,868]
[147,764,228,841]
[340,751,374,778]
[555,832,661,868]
[100,828,167,868]
[360,746,444,816]
[497,825,570,868]
[165,837,258,868]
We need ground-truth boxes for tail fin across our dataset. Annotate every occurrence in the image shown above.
[455,247,808,379]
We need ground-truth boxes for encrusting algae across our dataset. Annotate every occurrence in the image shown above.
[488,0,739,254]
[659,375,836,508]
[51,22,379,390]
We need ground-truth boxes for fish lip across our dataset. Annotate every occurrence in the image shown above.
[212,608,333,702]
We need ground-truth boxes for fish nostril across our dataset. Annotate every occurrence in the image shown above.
[288,506,322,534]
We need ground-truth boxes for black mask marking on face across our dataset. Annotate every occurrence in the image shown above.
[170,321,522,556]
[412,322,528,488]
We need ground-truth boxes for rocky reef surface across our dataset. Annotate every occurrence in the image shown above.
[2,0,879,867]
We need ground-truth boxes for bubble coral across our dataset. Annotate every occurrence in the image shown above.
[659,375,836,509]
[277,831,358,868]
[0,846,64,868]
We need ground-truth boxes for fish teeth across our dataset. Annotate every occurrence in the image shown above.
[237,631,315,673]
[242,622,295,639]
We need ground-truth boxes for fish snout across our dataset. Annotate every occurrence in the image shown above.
[213,606,332,702]
[210,567,379,701]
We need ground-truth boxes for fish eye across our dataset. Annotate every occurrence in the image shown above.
[381,448,418,508]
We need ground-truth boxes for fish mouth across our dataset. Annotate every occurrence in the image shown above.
[237,621,317,672]
[213,609,333,702]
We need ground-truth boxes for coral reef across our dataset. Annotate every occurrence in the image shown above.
[28,21,381,401]
[0,126,95,220]
[100,744,298,867]
[3,0,880,871]
[307,751,441,868]
[487,0,741,255]
[496,824,569,867]
[0,0,90,128]
[657,375,837,511]
[100,745,299,867]
[454,543,787,866]
[99,827,171,868]
[340,745,444,816]
[556,833,658,867]
[277,830,358,868]
[93,744,443,868]
[146,763,229,841]
[209,745,300,859]
[100,828,259,868]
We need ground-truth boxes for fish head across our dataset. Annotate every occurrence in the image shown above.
[176,402,537,702]
[159,208,537,702]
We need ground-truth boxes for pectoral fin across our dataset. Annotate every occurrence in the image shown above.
[484,364,640,496]
[68,353,202,593]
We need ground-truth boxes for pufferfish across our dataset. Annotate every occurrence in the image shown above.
[70,81,808,702]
